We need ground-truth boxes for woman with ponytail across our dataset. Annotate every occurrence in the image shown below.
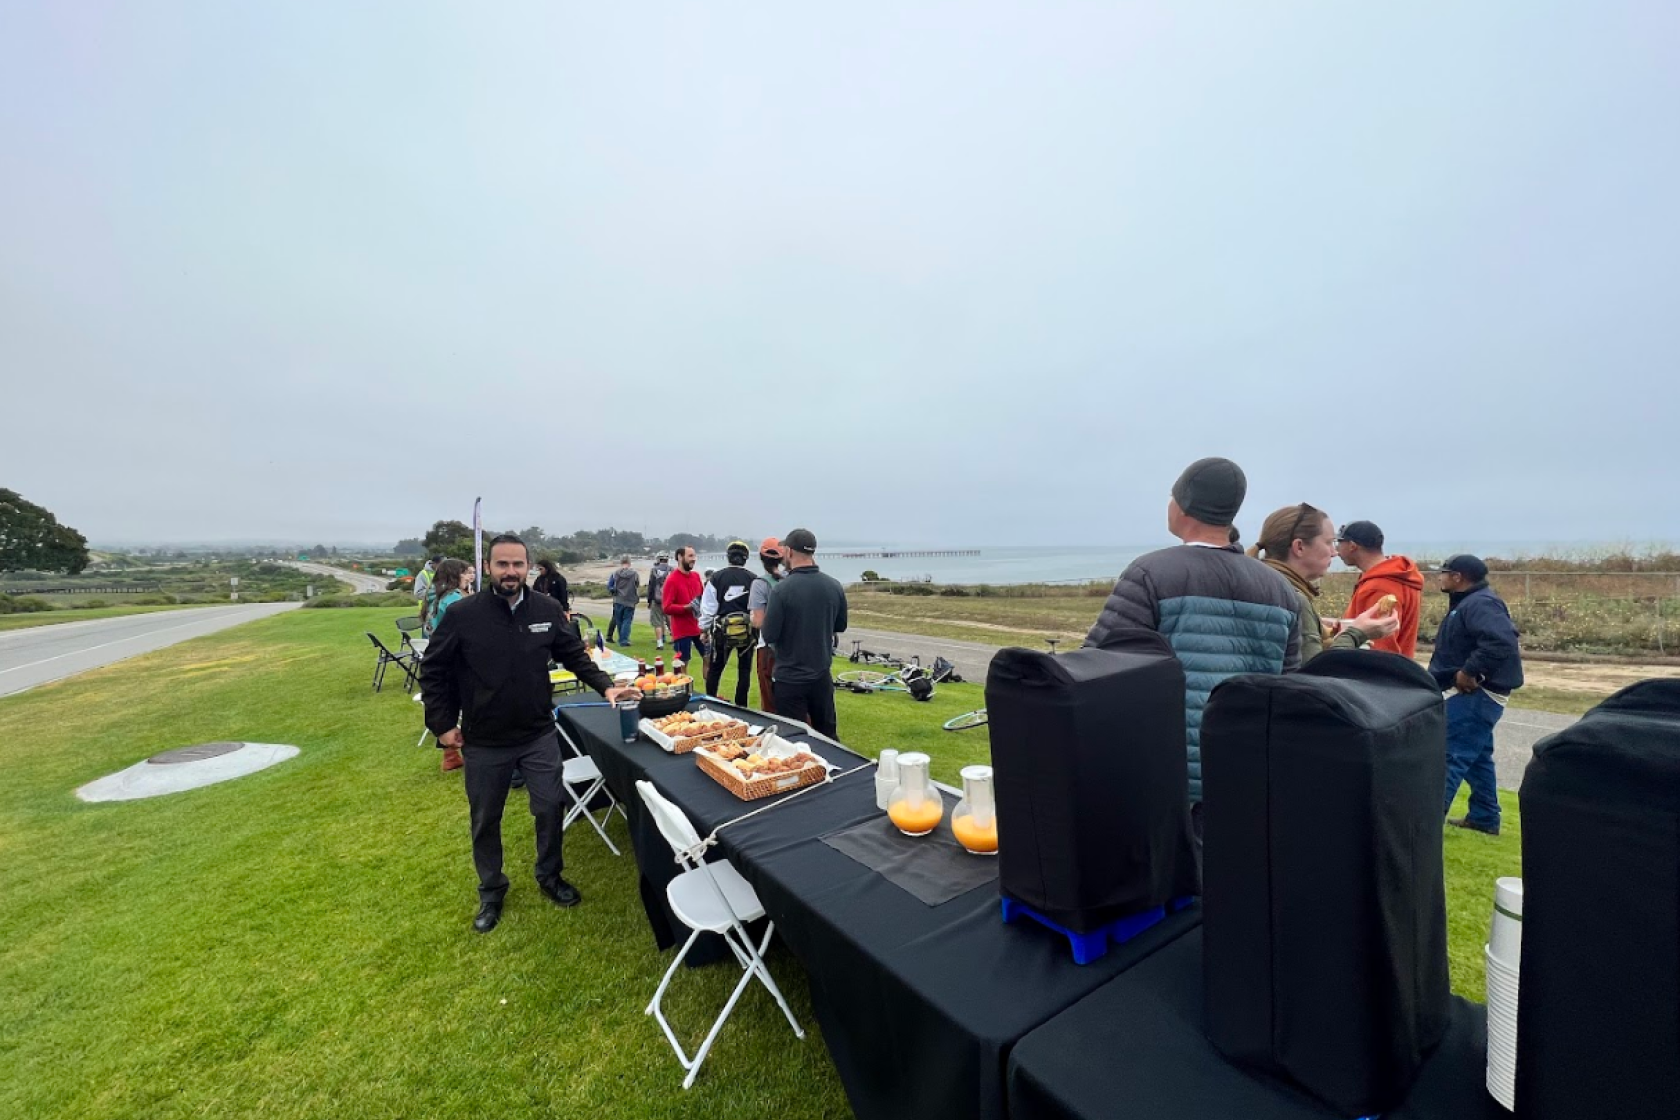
[1248,503,1400,661]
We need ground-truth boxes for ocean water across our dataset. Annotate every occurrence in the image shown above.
[699,539,1680,587]
[727,545,1141,587]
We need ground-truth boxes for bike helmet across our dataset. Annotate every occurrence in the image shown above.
[726,539,750,564]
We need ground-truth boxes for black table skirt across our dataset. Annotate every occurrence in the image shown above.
[556,698,1200,1120]
[1007,928,1509,1120]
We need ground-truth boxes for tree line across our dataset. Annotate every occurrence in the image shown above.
[395,523,740,564]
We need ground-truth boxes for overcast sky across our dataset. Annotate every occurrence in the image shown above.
[3,3,1676,549]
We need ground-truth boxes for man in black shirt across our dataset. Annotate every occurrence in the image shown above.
[421,534,638,933]
[760,528,847,738]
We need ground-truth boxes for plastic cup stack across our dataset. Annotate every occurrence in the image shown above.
[875,750,900,811]
[1484,876,1523,1110]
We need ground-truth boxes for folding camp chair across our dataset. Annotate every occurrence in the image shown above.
[553,713,627,856]
[365,632,417,693]
[635,779,804,1089]
[395,615,423,655]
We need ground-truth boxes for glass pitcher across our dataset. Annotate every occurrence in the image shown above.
[886,752,944,837]
[951,765,998,854]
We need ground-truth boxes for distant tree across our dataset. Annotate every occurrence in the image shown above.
[0,489,90,574]
[393,537,425,557]
[422,519,477,562]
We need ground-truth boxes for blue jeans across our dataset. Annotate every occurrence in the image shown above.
[1443,690,1503,828]
[610,603,635,645]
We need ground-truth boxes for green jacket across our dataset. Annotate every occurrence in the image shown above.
[1260,558,1368,662]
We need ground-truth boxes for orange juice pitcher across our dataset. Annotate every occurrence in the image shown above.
[886,752,943,837]
[951,764,999,855]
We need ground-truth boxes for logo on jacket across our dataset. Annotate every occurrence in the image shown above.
[527,622,552,633]
[723,586,749,602]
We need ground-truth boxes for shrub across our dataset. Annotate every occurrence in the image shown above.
[7,596,55,614]
[130,594,174,605]
[938,586,970,597]
[74,598,110,609]
[861,570,881,582]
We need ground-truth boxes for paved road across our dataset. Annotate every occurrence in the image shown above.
[0,603,299,699]
[286,561,389,594]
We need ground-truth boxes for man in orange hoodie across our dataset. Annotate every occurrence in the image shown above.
[1336,520,1425,657]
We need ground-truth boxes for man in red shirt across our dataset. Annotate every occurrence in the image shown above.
[660,545,708,675]
[1335,520,1425,658]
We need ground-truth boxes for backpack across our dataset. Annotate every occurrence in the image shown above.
[708,568,758,652]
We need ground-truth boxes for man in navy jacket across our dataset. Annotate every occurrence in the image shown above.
[1428,554,1523,836]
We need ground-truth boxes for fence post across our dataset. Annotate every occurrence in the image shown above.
[1524,573,1531,601]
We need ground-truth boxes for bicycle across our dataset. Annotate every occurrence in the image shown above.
[941,639,1061,731]
[846,639,906,668]
[835,658,937,701]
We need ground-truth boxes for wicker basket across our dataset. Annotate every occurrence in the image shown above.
[642,710,753,754]
[694,740,830,800]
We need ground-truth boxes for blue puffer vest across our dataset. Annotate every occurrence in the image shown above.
[1086,545,1302,801]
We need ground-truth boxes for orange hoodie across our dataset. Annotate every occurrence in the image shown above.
[1348,555,1425,657]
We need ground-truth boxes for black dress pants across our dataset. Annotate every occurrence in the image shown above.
[463,730,565,904]
[772,677,838,739]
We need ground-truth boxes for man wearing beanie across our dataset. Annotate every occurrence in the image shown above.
[1085,457,1301,847]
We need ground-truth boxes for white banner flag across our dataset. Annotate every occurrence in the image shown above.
[472,497,483,591]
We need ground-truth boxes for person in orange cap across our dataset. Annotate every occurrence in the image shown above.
[749,537,787,711]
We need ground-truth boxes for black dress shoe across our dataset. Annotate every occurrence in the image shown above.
[473,901,502,933]
[539,878,582,908]
[1447,816,1500,837]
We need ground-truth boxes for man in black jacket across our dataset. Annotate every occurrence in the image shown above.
[421,534,638,933]
[1428,554,1524,836]
[761,528,847,738]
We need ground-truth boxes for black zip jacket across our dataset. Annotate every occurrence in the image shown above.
[421,589,614,748]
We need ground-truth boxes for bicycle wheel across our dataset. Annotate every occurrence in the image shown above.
[836,670,890,689]
[943,709,988,731]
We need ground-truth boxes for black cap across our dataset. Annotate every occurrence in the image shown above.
[1434,554,1489,581]
[1170,457,1246,528]
[782,528,817,555]
[1336,520,1384,549]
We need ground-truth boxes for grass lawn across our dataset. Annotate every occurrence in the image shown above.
[0,604,203,633]
[0,608,1518,1119]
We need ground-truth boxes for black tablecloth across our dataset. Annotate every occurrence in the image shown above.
[1007,929,1509,1120]
[556,698,1201,1120]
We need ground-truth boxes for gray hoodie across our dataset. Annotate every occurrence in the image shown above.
[610,565,640,607]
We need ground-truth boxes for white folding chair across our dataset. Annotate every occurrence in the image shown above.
[634,779,804,1089]
[413,693,431,748]
[554,715,627,856]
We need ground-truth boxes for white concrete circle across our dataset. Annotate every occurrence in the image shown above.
[76,742,301,802]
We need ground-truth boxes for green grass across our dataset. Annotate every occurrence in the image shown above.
[0,604,204,632]
[0,609,1518,1119]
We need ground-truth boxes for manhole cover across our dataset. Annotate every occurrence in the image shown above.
[78,742,302,802]
[148,742,246,765]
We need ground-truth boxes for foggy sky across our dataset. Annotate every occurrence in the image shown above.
[3,3,1676,549]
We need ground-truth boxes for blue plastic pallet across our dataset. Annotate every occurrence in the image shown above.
[1001,894,1197,965]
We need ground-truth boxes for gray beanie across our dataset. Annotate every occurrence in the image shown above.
[1171,457,1247,528]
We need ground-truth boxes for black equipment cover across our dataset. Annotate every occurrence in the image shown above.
[985,632,1199,933]
[1200,649,1450,1117]
[1516,679,1680,1118]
